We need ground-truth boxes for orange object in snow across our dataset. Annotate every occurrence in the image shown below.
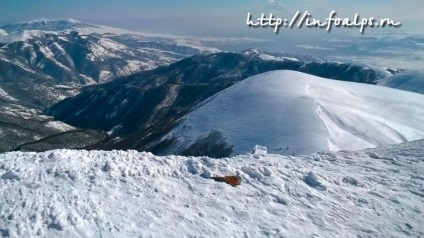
[211,176,241,187]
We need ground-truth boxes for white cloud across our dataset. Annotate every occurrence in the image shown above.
[267,0,287,8]
[295,44,335,50]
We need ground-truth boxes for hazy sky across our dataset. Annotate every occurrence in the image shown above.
[0,0,422,36]
[0,0,423,68]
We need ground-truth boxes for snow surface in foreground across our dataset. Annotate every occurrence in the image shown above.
[1,141,424,237]
[163,70,424,156]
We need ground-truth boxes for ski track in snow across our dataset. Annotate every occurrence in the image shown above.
[0,140,423,237]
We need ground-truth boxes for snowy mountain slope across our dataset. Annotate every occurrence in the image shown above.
[0,30,216,83]
[0,19,391,109]
[0,18,220,53]
[0,18,100,34]
[0,18,262,54]
[0,31,167,84]
[0,18,133,37]
[243,48,324,63]
[0,140,423,237]
[0,18,219,153]
[0,18,181,39]
[159,70,424,157]
[1,21,393,153]
[0,103,107,152]
[0,19,220,110]
[47,51,390,153]
[0,31,217,109]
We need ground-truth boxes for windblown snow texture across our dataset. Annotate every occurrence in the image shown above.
[162,70,424,156]
[0,140,423,237]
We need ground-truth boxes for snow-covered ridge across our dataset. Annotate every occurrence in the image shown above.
[0,19,131,43]
[0,18,265,53]
[242,48,323,63]
[259,53,299,62]
[0,140,423,237]
[1,18,97,33]
[246,49,400,79]
[162,70,424,156]
[0,30,54,43]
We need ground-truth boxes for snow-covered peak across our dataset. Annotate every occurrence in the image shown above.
[0,18,143,42]
[1,18,94,33]
[241,48,264,56]
[162,70,424,156]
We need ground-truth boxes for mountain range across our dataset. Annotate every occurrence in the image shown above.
[0,19,218,109]
[1,18,423,156]
[46,49,400,156]
[0,19,217,152]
